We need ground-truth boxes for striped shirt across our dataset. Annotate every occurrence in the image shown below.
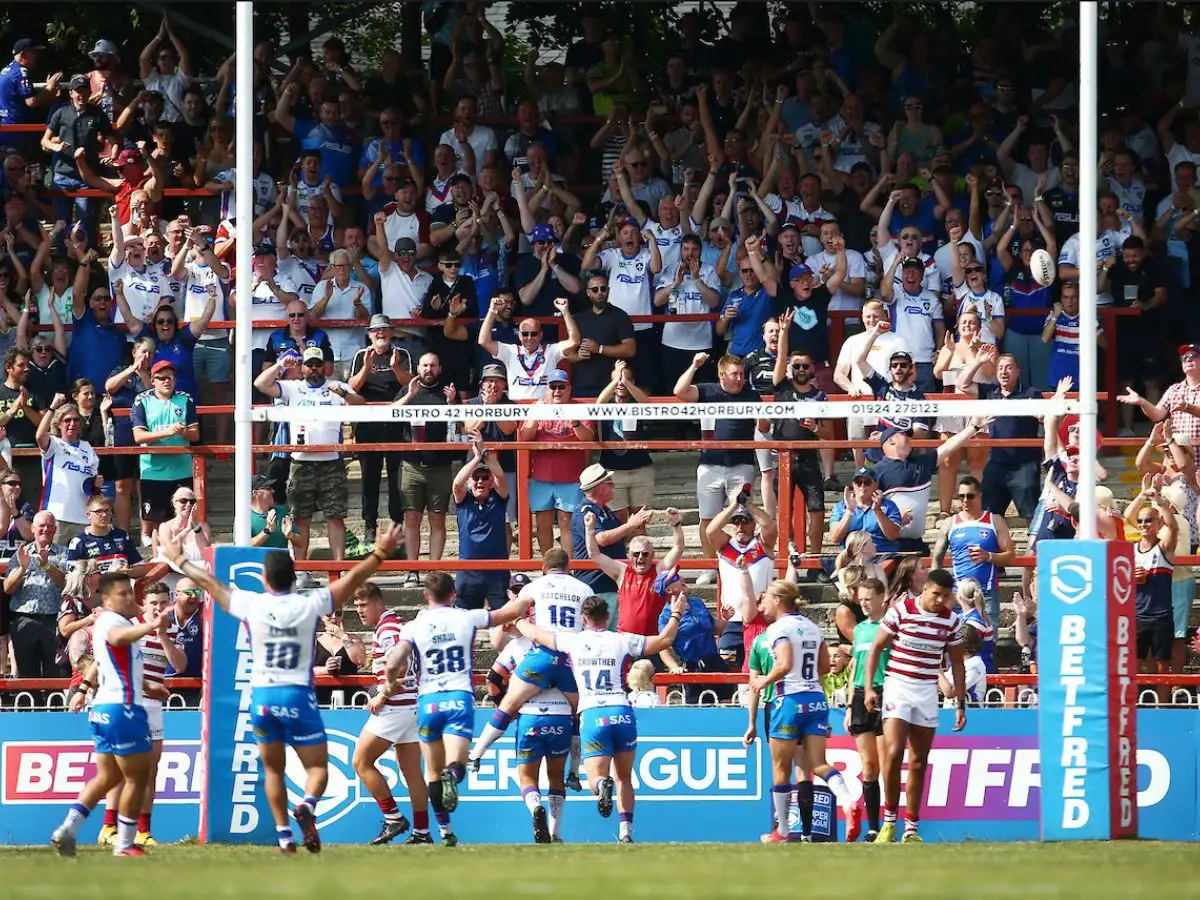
[881,595,964,683]
[372,609,417,705]
[135,614,168,688]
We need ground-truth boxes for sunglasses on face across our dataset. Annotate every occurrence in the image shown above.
[588,286,609,293]
[288,312,307,319]
[59,417,81,424]
[627,160,647,168]
[630,551,652,558]
[155,318,175,326]
[176,498,196,505]
[89,295,109,303]
[2,480,20,487]
[966,267,985,274]
[31,345,51,353]
[303,360,324,368]
[178,588,203,597]
[88,507,112,515]
[519,331,540,338]
[1137,518,1156,525]
[957,492,977,500]
[792,362,812,370]
[440,261,461,268]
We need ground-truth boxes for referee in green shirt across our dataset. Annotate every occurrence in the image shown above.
[846,578,890,842]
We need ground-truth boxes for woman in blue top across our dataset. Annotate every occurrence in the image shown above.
[116,279,217,404]
[102,336,153,532]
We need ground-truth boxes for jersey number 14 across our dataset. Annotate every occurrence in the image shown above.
[582,670,613,691]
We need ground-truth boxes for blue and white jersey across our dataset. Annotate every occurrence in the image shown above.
[93,610,145,707]
[947,511,1000,592]
[655,261,721,352]
[1106,175,1146,223]
[401,606,490,695]
[764,612,824,696]
[1058,231,1119,306]
[227,587,333,687]
[496,636,572,716]
[108,259,169,328]
[523,572,591,635]
[942,654,987,707]
[556,630,646,711]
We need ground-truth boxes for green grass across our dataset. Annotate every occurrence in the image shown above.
[2,842,1198,898]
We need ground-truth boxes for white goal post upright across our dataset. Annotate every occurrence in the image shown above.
[1077,2,1099,539]
[233,1,255,545]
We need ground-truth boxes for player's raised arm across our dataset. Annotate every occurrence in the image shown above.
[487,593,532,628]
[160,536,233,612]
[514,616,557,651]
[642,594,686,656]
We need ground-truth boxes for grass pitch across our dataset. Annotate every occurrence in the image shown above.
[2,841,1197,898]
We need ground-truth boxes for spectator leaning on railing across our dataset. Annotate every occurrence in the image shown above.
[584,506,685,636]
[130,360,199,547]
[451,436,509,611]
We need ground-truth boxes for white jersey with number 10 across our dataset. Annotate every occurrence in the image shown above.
[227,587,333,688]
[764,612,825,695]
[400,606,490,695]
[524,572,592,634]
[555,630,646,711]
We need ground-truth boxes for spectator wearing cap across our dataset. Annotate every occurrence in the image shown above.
[565,271,636,397]
[717,236,779,359]
[421,247,479,398]
[773,220,807,278]
[254,345,364,561]
[675,351,769,577]
[42,73,112,241]
[515,222,581,341]
[245,241,302,351]
[834,300,910,468]
[249,474,301,550]
[74,145,160,232]
[518,369,594,555]
[1121,344,1200,446]
[873,420,984,553]
[778,263,837,394]
[374,176,433,263]
[856,341,933,464]
[655,232,723,391]
[707,495,776,670]
[829,467,902,552]
[479,295,578,401]
[138,15,193,123]
[117,278,216,407]
[86,39,133,122]
[0,39,61,144]
[271,81,354,188]
[957,352,1044,520]
[375,230,432,349]
[656,569,729,703]
[571,463,653,614]
[348,314,413,548]
[130,360,200,545]
[452,438,510,610]
[312,248,373,381]
[465,362,520,532]
[880,255,944,392]
[581,216,663,389]
[428,172,477,247]
[584,507,685,635]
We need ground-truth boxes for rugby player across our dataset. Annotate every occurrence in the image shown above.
[515,579,686,843]
[864,567,967,843]
[749,580,855,843]
[161,524,404,853]
[373,572,531,845]
[467,548,591,787]
[352,582,428,845]
[52,574,167,857]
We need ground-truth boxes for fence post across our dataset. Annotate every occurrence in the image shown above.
[776,449,792,566]
[1101,308,1118,436]
[194,454,209,524]
[517,447,532,559]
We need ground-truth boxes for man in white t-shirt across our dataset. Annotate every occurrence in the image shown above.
[654,233,722,389]
[253,346,366,561]
[311,248,373,380]
[243,242,303,346]
[378,180,432,262]
[109,229,169,332]
[138,17,192,122]
[437,96,499,170]
[805,222,866,313]
[833,300,911,467]
[375,235,431,348]
[479,296,579,400]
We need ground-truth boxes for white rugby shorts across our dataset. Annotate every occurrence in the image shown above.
[363,703,418,745]
[145,699,165,741]
[880,675,939,729]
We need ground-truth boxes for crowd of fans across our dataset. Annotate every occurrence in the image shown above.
[1,3,1199,693]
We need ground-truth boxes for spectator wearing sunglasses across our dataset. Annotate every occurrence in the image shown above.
[130,360,199,546]
[934,474,1015,631]
[35,397,101,545]
[19,309,68,409]
[117,282,217,406]
[950,235,1005,346]
[452,438,510,611]
[149,486,209,592]
[163,576,204,681]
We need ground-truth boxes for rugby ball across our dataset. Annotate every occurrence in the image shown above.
[1030,248,1055,287]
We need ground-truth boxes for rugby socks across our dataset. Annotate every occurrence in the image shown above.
[618,812,633,841]
[771,784,792,835]
[103,808,118,828]
[447,761,466,784]
[883,804,898,825]
[379,795,403,824]
[797,781,814,836]
[547,790,565,838]
[522,786,542,816]
[413,808,430,836]
[137,813,151,834]
[429,781,444,814]
[904,816,920,837]
[303,794,319,810]
[824,769,854,813]
[61,802,89,838]
[115,815,136,852]
[570,719,581,775]
[276,826,294,849]
[471,711,514,761]
[863,780,882,831]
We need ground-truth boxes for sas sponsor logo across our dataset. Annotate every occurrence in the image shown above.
[2,740,202,804]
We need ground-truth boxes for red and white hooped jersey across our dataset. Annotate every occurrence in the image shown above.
[372,609,417,705]
[134,614,168,691]
[881,595,964,683]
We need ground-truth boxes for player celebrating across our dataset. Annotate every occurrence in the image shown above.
[51,574,167,857]
[516,587,685,843]
[161,524,404,853]
[490,621,574,843]
[865,567,967,844]
[467,548,591,784]
[749,580,856,844]
[351,582,429,845]
[373,572,530,846]
[845,578,890,842]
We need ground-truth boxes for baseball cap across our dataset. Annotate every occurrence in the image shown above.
[12,39,44,55]
[617,216,641,231]
[446,172,472,188]
[529,223,555,243]
[851,466,877,484]
[368,313,392,330]
[1179,343,1200,357]
[653,567,682,597]
[879,425,911,447]
[780,221,801,233]
[89,39,119,57]
[901,257,925,271]
[116,148,142,167]
[252,240,276,257]
[480,363,507,380]
[788,263,813,281]
[150,360,175,376]
[730,506,753,522]
[509,573,533,591]
[251,474,275,492]
[393,237,417,255]
[579,463,613,492]
[710,216,733,231]
[302,346,325,363]
[546,369,569,385]
[68,74,89,91]
[890,350,913,362]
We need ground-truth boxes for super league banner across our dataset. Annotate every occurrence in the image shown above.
[2,708,1197,845]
